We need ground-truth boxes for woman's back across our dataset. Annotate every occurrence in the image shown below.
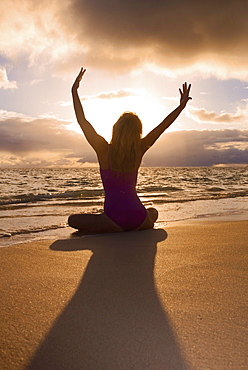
[100,166,147,231]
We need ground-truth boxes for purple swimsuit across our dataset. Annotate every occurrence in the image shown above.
[100,167,147,231]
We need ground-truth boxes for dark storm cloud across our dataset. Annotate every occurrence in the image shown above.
[63,0,248,71]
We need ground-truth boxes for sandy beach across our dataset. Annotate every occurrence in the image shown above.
[1,219,247,369]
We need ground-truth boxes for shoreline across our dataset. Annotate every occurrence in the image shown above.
[164,211,248,226]
[1,209,248,248]
[1,219,248,369]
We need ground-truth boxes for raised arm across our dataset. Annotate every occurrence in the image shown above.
[71,68,108,153]
[141,82,192,154]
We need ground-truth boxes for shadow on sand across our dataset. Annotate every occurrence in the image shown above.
[28,229,189,369]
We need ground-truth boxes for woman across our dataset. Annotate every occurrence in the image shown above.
[68,68,192,233]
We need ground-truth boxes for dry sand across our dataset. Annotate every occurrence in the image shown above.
[0,220,247,369]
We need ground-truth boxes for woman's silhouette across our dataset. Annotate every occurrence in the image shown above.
[68,68,191,233]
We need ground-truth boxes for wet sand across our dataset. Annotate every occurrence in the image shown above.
[0,220,247,369]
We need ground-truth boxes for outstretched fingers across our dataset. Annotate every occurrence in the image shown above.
[78,67,86,81]
[182,82,191,94]
[185,82,191,95]
[179,82,192,106]
[72,67,86,91]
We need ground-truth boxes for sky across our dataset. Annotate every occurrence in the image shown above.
[0,0,248,168]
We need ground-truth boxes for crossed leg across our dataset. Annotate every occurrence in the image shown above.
[68,207,158,234]
[137,207,158,231]
[68,213,123,234]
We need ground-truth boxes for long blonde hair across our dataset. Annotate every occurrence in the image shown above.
[110,112,142,172]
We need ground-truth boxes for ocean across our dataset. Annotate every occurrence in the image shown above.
[0,167,248,246]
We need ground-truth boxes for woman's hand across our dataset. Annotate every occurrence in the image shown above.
[179,82,192,108]
[72,67,86,92]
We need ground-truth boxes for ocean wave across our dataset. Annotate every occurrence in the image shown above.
[142,186,182,192]
[207,187,226,192]
[1,188,248,210]
[1,167,248,209]
[145,190,248,204]
[0,223,68,238]
[0,189,104,207]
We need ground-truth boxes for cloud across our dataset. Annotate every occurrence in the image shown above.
[0,0,75,70]
[188,107,246,124]
[1,0,248,79]
[1,110,247,167]
[30,79,43,85]
[60,88,139,106]
[0,67,17,89]
[60,0,248,77]
[82,88,139,100]
[143,129,248,167]
[0,110,97,167]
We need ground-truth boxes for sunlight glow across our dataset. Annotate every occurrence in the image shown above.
[69,90,171,140]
